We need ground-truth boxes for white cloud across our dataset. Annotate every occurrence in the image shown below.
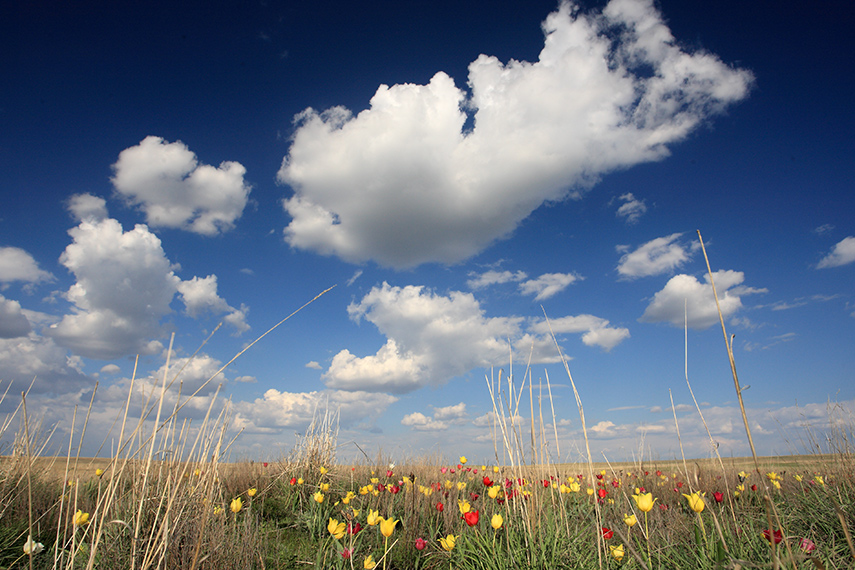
[0,247,53,284]
[467,270,528,290]
[817,236,855,268]
[0,334,92,394]
[433,402,467,421]
[639,270,766,329]
[530,314,630,351]
[67,193,108,222]
[234,375,257,383]
[305,361,322,370]
[323,283,532,393]
[111,136,251,236]
[519,272,580,301]
[401,412,448,431]
[0,295,31,338]
[100,364,121,375]
[232,389,398,433]
[616,233,693,278]
[278,0,752,268]
[177,275,249,334]
[615,192,647,223]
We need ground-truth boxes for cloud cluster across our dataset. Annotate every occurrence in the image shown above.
[614,193,647,224]
[639,269,766,329]
[278,0,752,268]
[402,402,468,431]
[112,136,251,236]
[46,214,248,360]
[616,233,695,279]
[817,236,855,268]
[323,282,628,393]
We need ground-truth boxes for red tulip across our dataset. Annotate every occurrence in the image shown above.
[602,527,614,539]
[263,462,268,468]
[713,492,724,503]
[289,477,297,485]
[464,510,480,526]
[436,502,444,512]
[763,529,783,544]
[415,537,427,551]
[483,476,493,487]
[598,489,608,499]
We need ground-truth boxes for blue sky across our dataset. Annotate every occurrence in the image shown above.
[2,0,853,464]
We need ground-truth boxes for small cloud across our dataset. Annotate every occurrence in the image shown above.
[99,364,121,375]
[67,193,108,222]
[467,270,527,290]
[607,405,646,412]
[433,402,467,421]
[401,412,448,431]
[813,224,835,235]
[649,406,663,413]
[519,272,581,301]
[240,268,255,276]
[616,233,693,279]
[234,375,257,383]
[817,236,855,268]
[305,361,322,370]
[346,270,363,286]
[614,193,647,224]
[590,420,616,435]
[0,247,54,284]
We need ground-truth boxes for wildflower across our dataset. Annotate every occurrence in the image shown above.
[772,480,781,490]
[602,527,614,539]
[297,477,304,485]
[713,492,724,503]
[762,528,783,544]
[598,488,608,499]
[623,514,637,527]
[568,481,581,493]
[23,536,44,555]
[327,518,346,539]
[587,488,594,496]
[313,491,325,504]
[766,472,780,482]
[380,516,398,537]
[348,522,362,535]
[230,497,243,513]
[493,466,500,473]
[247,487,257,497]
[456,481,466,491]
[464,510,479,526]
[95,468,104,477]
[800,538,816,553]
[341,547,353,559]
[814,475,825,486]
[458,499,471,514]
[610,544,625,562]
[213,506,224,515]
[632,492,657,512]
[415,537,427,550]
[460,456,468,465]
[290,477,297,485]
[73,510,90,526]
[436,502,444,512]
[794,474,803,482]
[363,554,377,569]
[491,513,504,529]
[738,471,749,482]
[320,483,330,492]
[488,485,501,499]
[683,491,705,513]
[320,466,328,475]
[263,462,268,467]
[438,534,457,551]
[483,475,494,487]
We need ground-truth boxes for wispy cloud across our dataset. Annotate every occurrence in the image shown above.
[817,236,855,268]
[616,233,695,279]
[614,193,647,224]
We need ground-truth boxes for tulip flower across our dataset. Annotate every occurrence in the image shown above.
[632,492,656,512]
[328,518,346,540]
[367,510,382,526]
[230,497,243,513]
[313,491,325,504]
[623,514,637,527]
[320,466,328,475]
[73,510,90,526]
[247,488,257,497]
[610,544,625,562]
[491,513,503,529]
[800,538,816,553]
[438,534,457,551]
[763,529,783,544]
[415,537,427,550]
[341,547,353,559]
[458,499,471,514]
[483,475,493,487]
[363,554,377,569]
[602,527,614,539]
[435,502,444,512]
[95,468,104,477]
[297,477,304,485]
[23,536,44,555]
[459,456,467,465]
[682,491,705,513]
[713,492,724,504]
[380,516,398,537]
[464,510,479,527]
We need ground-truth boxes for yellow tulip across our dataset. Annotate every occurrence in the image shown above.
[488,485,501,499]
[95,468,104,477]
[313,491,325,504]
[320,482,330,492]
[610,544,625,562]
[623,513,637,527]
[230,497,243,513]
[320,466,328,475]
[766,472,780,482]
[73,510,90,526]
[632,492,657,512]
[458,499,471,514]
[568,481,581,493]
[367,509,382,526]
[328,518,346,540]
[459,456,467,465]
[247,488,257,497]
[297,477,304,485]
[794,474,803,482]
[587,488,594,496]
[23,535,44,555]
[815,475,825,486]
[493,466,499,473]
[682,491,705,513]
[363,554,376,569]
[491,513,503,529]
[438,534,457,551]
[380,516,398,537]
